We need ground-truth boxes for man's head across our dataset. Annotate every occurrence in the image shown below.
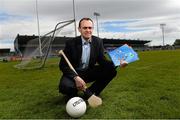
[78,18,94,40]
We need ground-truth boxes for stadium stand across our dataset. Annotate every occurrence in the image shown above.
[0,48,10,62]
[14,34,150,56]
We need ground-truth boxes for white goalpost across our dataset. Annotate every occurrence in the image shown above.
[14,19,75,70]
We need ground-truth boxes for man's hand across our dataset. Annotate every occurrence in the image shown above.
[74,76,86,91]
[120,59,128,68]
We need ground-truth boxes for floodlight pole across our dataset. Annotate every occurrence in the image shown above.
[94,12,100,37]
[73,0,77,37]
[35,0,42,56]
[160,23,166,46]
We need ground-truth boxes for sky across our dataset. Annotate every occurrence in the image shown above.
[0,0,180,51]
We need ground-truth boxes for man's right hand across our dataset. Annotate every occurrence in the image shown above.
[74,76,86,91]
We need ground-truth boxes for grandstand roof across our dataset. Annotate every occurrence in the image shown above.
[103,38,149,45]
[14,34,150,45]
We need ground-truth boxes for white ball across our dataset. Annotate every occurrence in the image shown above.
[66,97,87,118]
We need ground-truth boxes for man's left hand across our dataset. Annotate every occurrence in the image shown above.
[120,59,128,68]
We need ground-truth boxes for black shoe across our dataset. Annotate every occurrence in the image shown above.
[83,88,93,100]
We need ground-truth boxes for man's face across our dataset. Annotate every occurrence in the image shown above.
[78,20,94,40]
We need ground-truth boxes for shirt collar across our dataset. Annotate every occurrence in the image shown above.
[81,36,92,45]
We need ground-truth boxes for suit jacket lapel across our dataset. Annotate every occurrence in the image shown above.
[89,36,96,65]
[75,36,82,65]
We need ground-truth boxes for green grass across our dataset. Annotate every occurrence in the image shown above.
[0,49,180,119]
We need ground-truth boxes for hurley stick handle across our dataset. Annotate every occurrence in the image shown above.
[59,50,78,75]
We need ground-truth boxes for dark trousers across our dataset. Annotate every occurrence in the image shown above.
[59,64,117,97]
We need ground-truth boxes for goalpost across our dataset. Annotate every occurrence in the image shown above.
[14,19,75,70]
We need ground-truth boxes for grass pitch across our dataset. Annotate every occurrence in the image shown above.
[0,49,180,119]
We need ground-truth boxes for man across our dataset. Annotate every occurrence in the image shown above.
[59,17,127,101]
